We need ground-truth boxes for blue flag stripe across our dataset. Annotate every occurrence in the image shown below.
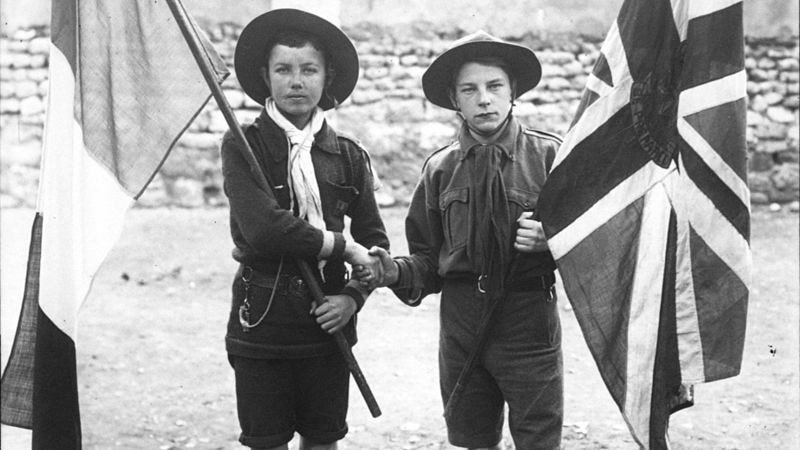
[680,3,744,91]
[540,104,651,236]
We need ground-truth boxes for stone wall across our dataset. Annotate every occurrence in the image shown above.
[1,23,798,208]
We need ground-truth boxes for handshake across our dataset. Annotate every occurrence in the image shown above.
[344,242,397,291]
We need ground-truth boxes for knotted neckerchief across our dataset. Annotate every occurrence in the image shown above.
[465,140,513,298]
[265,98,327,274]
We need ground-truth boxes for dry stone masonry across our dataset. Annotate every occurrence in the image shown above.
[1,23,797,209]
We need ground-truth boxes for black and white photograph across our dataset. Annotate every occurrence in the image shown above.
[1,0,798,449]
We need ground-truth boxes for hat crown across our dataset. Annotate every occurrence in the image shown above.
[449,30,503,48]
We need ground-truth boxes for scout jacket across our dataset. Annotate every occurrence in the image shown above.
[221,110,389,358]
[391,117,560,304]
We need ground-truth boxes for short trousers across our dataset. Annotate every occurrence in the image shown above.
[229,353,349,448]
[439,278,564,449]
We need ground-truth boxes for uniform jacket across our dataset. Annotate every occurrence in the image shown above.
[392,117,560,304]
[221,110,389,358]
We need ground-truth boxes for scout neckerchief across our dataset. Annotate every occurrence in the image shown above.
[265,97,327,276]
[462,118,514,298]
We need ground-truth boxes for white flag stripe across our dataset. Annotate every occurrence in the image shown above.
[678,70,746,117]
[548,161,675,259]
[585,73,614,97]
[663,171,706,383]
[37,43,133,339]
[601,21,632,88]
[677,117,750,206]
[688,0,741,21]
[623,183,672,448]
[552,77,633,170]
[678,157,752,286]
[671,0,691,41]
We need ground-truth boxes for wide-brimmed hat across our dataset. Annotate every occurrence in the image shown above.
[422,30,541,110]
[234,8,359,110]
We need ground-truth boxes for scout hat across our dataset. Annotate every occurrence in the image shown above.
[234,8,359,110]
[422,30,542,110]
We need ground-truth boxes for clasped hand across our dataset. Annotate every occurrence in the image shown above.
[346,242,397,290]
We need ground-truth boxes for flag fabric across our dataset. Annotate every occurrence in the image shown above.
[0,1,228,448]
[538,0,749,448]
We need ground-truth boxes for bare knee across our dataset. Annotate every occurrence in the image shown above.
[299,436,337,450]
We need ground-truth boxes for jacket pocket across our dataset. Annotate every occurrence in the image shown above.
[439,187,469,251]
[506,187,537,220]
[325,181,359,217]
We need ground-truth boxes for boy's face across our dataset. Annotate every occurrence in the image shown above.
[263,43,326,127]
[451,62,513,135]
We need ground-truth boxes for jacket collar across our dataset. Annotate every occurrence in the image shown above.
[457,116,521,161]
[254,109,340,162]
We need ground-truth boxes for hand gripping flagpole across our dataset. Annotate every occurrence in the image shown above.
[165,0,382,418]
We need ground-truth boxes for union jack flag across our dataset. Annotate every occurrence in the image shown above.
[538,0,749,448]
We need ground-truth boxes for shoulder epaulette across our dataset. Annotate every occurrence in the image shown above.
[421,141,458,171]
[337,131,368,152]
[523,128,563,144]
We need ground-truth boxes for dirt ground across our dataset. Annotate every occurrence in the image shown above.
[1,206,798,449]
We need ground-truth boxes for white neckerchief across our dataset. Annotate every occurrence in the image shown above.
[265,98,328,274]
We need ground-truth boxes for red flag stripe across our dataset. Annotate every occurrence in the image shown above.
[678,116,749,206]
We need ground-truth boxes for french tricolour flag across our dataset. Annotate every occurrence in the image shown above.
[0,1,227,448]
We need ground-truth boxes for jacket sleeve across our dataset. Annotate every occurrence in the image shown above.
[221,130,346,260]
[390,166,443,305]
[346,144,390,252]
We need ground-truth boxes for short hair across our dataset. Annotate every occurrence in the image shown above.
[262,29,335,84]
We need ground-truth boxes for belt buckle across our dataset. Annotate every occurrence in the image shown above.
[477,274,487,294]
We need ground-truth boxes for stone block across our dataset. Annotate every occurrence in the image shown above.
[538,51,575,65]
[749,191,769,205]
[763,91,784,105]
[757,57,776,69]
[778,58,800,71]
[766,106,796,123]
[15,80,38,98]
[28,37,50,55]
[747,81,762,95]
[29,54,47,69]
[749,94,768,112]
[747,170,773,192]
[782,95,799,109]
[777,149,799,164]
[770,163,800,191]
[748,68,769,82]
[744,57,758,70]
[541,64,567,78]
[364,66,390,80]
[28,68,48,82]
[1,98,20,114]
[0,82,16,98]
[748,151,774,172]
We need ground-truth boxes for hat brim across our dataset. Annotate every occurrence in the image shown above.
[422,41,541,110]
[234,9,359,110]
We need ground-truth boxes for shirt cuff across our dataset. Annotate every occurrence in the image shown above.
[391,258,423,306]
[341,284,368,312]
[318,231,346,260]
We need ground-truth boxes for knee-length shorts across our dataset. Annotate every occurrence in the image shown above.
[439,278,564,450]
